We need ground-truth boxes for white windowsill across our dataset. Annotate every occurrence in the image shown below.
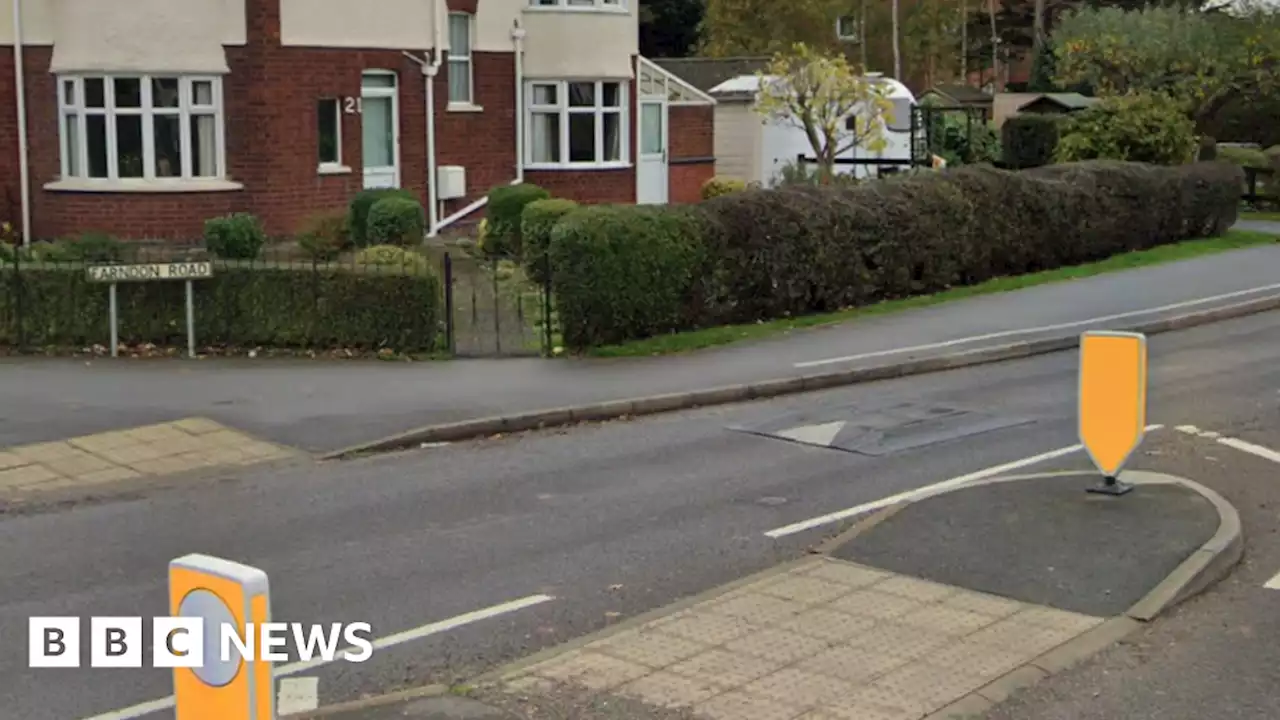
[44,178,244,193]
[318,163,353,175]
[525,161,633,171]
[447,102,484,113]
[524,5,629,14]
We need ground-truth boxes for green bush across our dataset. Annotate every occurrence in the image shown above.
[927,112,1001,166]
[1216,145,1271,169]
[520,198,579,286]
[297,211,350,261]
[11,232,128,263]
[367,196,426,247]
[348,189,416,247]
[485,184,550,257]
[0,262,443,352]
[548,161,1240,351]
[354,245,433,273]
[1055,94,1198,166]
[701,177,747,200]
[204,213,266,260]
[549,205,710,349]
[1000,114,1061,169]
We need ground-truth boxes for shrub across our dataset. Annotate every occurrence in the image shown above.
[354,245,433,274]
[12,232,127,263]
[204,213,266,260]
[296,211,350,261]
[520,198,579,286]
[701,177,747,200]
[1055,94,1198,166]
[0,261,443,352]
[348,189,416,247]
[367,196,426,247]
[485,183,550,257]
[1000,114,1061,169]
[927,112,1001,166]
[548,161,1240,351]
[549,205,710,349]
[1216,145,1270,169]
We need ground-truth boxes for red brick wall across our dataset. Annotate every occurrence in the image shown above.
[667,104,714,204]
[0,3,684,242]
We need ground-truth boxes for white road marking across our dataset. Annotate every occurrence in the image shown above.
[1176,425,1280,464]
[277,677,319,714]
[764,425,1164,539]
[80,593,556,720]
[793,284,1280,369]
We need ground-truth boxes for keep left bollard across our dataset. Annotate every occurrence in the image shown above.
[168,553,275,720]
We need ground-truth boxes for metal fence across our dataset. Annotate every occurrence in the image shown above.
[0,242,557,358]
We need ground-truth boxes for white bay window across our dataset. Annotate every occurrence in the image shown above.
[526,80,628,168]
[57,75,225,183]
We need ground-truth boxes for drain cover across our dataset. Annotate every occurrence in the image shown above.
[731,402,1034,456]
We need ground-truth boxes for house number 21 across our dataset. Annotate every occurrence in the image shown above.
[343,97,362,114]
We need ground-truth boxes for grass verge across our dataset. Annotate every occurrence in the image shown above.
[588,230,1277,358]
[1241,210,1280,222]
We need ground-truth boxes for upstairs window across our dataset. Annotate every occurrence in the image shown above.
[836,15,861,42]
[448,13,474,105]
[528,0,625,9]
[58,75,224,181]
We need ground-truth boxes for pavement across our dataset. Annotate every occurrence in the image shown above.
[11,308,1280,719]
[4,239,1280,455]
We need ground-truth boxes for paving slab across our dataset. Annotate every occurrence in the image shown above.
[0,418,296,497]
[829,475,1219,617]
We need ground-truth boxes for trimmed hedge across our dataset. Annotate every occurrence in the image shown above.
[548,161,1242,351]
[349,189,417,247]
[521,198,579,286]
[485,184,550,257]
[0,263,443,352]
[548,205,709,349]
[1001,115,1061,169]
[367,196,427,246]
[205,213,266,259]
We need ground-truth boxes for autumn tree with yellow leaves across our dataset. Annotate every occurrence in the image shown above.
[754,44,894,183]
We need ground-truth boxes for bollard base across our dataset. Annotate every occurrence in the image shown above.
[1088,475,1134,496]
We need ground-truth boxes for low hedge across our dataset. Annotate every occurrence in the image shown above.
[548,205,709,349]
[486,184,550,257]
[0,263,443,352]
[548,161,1242,351]
[521,198,579,286]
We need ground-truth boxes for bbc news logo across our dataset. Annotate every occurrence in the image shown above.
[29,617,374,668]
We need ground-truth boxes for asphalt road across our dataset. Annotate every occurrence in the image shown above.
[2,242,1280,453]
[7,308,1280,719]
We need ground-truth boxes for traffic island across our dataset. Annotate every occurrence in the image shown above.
[292,470,1239,720]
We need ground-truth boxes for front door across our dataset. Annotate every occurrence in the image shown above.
[361,71,400,189]
[636,99,669,204]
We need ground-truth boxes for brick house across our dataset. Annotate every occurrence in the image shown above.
[0,0,717,242]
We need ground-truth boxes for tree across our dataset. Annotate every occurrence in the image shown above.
[1054,4,1280,123]
[700,0,843,56]
[754,44,893,182]
[639,0,705,58]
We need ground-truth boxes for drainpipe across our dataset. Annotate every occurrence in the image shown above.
[12,0,31,246]
[512,20,526,182]
[406,1,446,238]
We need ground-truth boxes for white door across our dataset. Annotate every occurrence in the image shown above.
[361,72,400,189]
[636,99,669,204]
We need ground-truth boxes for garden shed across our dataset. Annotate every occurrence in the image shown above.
[707,73,919,186]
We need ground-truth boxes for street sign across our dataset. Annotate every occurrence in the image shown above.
[1078,331,1148,495]
[169,554,274,720]
[86,261,213,283]
[86,262,213,358]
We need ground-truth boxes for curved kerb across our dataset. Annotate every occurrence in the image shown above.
[814,469,1244,720]
[321,291,1280,460]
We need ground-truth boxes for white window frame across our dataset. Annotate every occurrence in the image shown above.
[447,12,476,108]
[525,80,630,169]
[526,0,626,12]
[317,97,346,173]
[836,15,861,42]
[56,74,227,183]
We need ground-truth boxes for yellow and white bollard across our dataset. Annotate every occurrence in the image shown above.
[168,554,275,720]
[1078,330,1148,495]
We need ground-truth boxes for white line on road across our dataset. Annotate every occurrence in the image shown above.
[764,425,1165,539]
[1175,424,1280,464]
[80,593,556,720]
[277,677,319,714]
[793,284,1280,369]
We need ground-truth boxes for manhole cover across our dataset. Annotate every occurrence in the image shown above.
[730,402,1034,456]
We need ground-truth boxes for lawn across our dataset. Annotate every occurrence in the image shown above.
[587,229,1278,358]
[1241,210,1280,222]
